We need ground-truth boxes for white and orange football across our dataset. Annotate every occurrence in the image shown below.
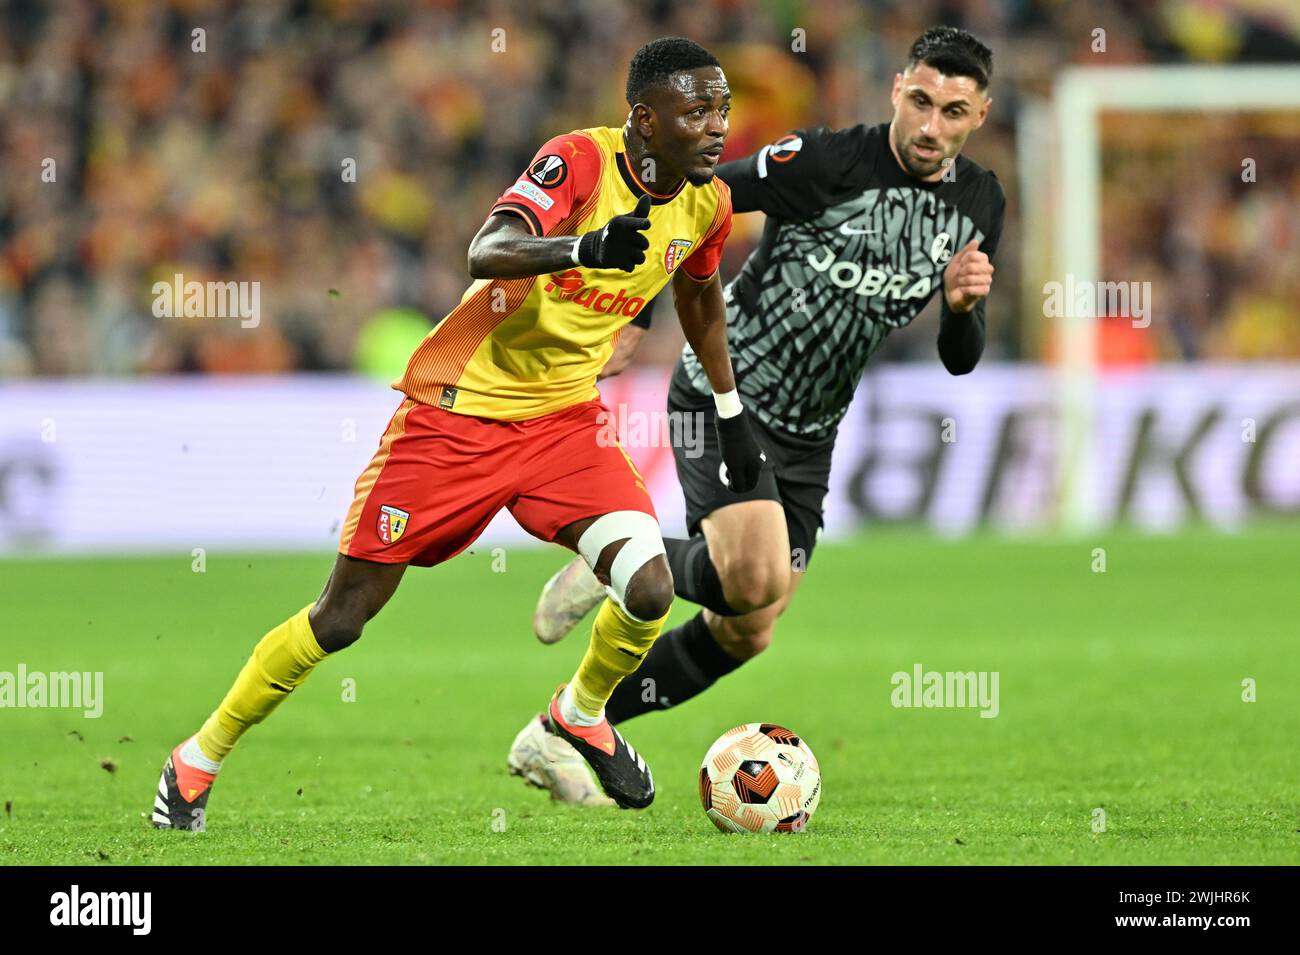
[699,723,821,833]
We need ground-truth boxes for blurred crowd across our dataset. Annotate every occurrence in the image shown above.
[1095,112,1300,361]
[1,0,1299,378]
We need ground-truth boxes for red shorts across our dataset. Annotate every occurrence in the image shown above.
[339,397,656,567]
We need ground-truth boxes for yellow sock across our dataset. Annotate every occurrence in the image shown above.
[569,597,670,716]
[195,605,329,762]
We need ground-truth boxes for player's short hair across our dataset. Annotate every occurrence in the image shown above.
[906,26,993,90]
[626,37,721,106]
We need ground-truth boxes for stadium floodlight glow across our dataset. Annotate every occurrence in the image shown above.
[1050,64,1300,532]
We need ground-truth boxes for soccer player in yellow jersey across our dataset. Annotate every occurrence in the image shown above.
[151,37,766,828]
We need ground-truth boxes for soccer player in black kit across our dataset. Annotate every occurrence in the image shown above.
[510,26,1006,805]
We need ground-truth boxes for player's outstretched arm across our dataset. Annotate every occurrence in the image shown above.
[714,157,762,215]
[673,269,766,492]
[468,195,653,280]
[716,127,868,218]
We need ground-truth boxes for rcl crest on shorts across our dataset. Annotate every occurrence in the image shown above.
[377,504,410,546]
[664,238,693,273]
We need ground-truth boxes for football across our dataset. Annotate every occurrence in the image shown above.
[699,723,821,833]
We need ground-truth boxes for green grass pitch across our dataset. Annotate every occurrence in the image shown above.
[2,527,1297,865]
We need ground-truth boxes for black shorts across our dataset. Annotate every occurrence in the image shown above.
[668,359,836,568]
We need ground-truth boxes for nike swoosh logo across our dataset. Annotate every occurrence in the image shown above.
[839,222,877,236]
[617,647,646,660]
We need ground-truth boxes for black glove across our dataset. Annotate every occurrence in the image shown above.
[715,407,767,493]
[577,194,652,272]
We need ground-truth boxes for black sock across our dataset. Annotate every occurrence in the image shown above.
[605,611,744,724]
[664,535,741,616]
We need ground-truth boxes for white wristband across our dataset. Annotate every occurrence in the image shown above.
[570,236,582,266]
[713,389,743,419]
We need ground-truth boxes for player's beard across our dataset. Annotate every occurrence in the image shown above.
[686,167,716,187]
[899,136,947,179]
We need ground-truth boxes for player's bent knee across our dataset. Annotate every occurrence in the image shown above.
[713,620,774,661]
[577,510,670,622]
[308,610,363,652]
[624,556,673,622]
[742,626,775,657]
[719,559,791,615]
[309,593,369,652]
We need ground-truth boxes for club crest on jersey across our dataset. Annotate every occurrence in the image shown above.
[664,238,693,273]
[377,505,410,546]
[930,232,953,263]
[527,154,567,189]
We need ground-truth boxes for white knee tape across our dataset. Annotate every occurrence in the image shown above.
[576,511,666,619]
[576,511,661,566]
[608,535,667,619]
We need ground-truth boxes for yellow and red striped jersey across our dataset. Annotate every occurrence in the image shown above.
[395,125,732,420]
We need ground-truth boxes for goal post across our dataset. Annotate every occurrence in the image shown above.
[1041,64,1300,532]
